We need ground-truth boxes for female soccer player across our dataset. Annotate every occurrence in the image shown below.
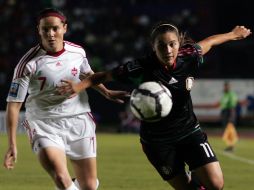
[58,23,251,189]
[3,8,127,190]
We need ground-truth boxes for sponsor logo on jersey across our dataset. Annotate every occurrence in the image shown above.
[9,82,20,97]
[71,67,78,76]
[168,77,178,84]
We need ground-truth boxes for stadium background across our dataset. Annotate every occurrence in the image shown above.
[0,0,253,126]
[0,1,254,190]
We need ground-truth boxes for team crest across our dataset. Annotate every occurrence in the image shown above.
[161,166,173,175]
[71,67,78,76]
[186,77,194,91]
[56,62,62,66]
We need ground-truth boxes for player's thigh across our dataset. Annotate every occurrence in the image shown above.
[141,141,185,180]
[182,130,218,171]
[38,146,69,177]
[194,161,224,189]
[66,113,97,160]
[71,157,97,186]
[68,135,97,187]
[167,172,194,190]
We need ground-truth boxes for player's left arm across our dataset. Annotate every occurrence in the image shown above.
[198,25,251,55]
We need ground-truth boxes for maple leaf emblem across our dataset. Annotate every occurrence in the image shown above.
[56,62,61,66]
[71,67,78,76]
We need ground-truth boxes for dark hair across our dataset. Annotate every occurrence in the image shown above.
[150,22,194,47]
[37,8,67,25]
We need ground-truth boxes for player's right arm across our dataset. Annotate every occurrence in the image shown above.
[4,102,23,169]
[4,47,34,169]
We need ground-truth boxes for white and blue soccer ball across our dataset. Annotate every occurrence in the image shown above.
[130,81,173,122]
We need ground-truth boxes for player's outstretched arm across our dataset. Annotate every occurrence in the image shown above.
[58,71,129,103]
[198,25,251,55]
[4,102,22,170]
[58,71,112,95]
[87,71,129,104]
[93,84,130,104]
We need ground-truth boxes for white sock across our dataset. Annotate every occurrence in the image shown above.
[55,182,79,190]
[73,179,80,189]
[96,179,99,189]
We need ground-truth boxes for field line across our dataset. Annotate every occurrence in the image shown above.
[218,151,254,165]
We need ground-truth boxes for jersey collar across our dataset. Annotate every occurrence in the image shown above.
[164,60,176,71]
[46,47,65,57]
[40,43,66,57]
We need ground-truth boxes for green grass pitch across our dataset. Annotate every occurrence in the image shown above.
[0,133,254,190]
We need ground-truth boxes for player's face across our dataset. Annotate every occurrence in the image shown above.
[38,16,67,53]
[153,31,180,68]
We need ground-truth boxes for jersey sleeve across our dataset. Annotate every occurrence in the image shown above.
[193,43,204,65]
[79,49,92,74]
[6,61,34,102]
[178,44,204,67]
[80,57,92,74]
[111,59,144,85]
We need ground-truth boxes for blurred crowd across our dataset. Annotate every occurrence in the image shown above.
[0,0,253,124]
[0,0,212,109]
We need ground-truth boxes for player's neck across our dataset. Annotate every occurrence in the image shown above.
[42,42,65,56]
[46,47,65,56]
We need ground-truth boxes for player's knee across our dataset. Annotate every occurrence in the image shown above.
[207,178,224,190]
[54,173,71,189]
[214,180,224,190]
[79,178,99,190]
[78,179,99,190]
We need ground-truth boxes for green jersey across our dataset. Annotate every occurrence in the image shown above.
[220,91,238,110]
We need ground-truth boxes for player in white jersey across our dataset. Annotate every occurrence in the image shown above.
[3,8,127,190]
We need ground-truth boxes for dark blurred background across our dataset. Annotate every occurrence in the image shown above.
[0,0,253,123]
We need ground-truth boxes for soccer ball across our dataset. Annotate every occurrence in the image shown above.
[130,81,173,122]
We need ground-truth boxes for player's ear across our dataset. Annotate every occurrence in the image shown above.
[37,25,41,35]
[63,23,67,33]
[151,42,155,51]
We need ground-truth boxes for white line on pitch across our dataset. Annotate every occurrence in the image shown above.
[218,151,254,165]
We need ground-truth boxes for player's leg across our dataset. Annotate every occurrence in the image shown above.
[188,170,206,190]
[192,162,223,190]
[38,146,78,190]
[141,140,196,190]
[68,135,98,190]
[25,119,78,190]
[71,157,98,190]
[67,113,98,190]
[184,130,224,190]
[167,171,197,190]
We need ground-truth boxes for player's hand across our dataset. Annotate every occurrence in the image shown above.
[231,26,251,40]
[4,146,17,170]
[57,79,83,95]
[105,90,130,104]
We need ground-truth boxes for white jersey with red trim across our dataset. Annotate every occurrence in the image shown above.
[7,41,92,119]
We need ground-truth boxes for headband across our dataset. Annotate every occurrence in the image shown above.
[37,12,66,23]
[151,24,179,36]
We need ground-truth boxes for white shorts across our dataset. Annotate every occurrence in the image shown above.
[23,113,97,160]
